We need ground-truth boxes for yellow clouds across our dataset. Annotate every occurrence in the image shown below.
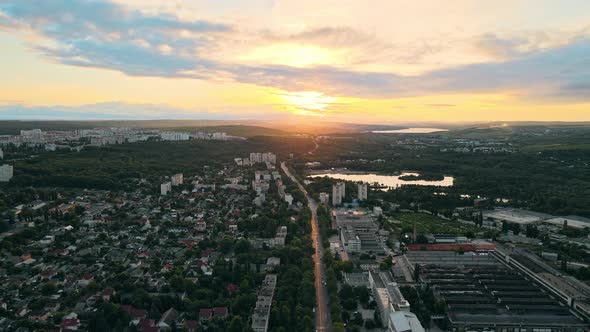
[237,43,342,68]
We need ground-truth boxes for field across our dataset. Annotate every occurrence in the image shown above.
[389,212,480,236]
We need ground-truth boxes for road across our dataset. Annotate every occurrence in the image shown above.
[281,161,331,332]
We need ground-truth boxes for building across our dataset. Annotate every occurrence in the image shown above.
[319,192,330,205]
[373,206,383,216]
[388,311,425,332]
[0,164,13,182]
[332,182,345,206]
[20,129,43,143]
[253,194,266,207]
[340,228,361,253]
[0,148,3,159]
[171,173,184,186]
[251,274,277,332]
[161,132,190,141]
[369,271,415,331]
[415,253,587,331]
[249,152,276,165]
[284,193,293,206]
[273,226,288,247]
[358,183,368,201]
[161,182,172,195]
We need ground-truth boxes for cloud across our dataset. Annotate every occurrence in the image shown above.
[0,102,226,120]
[0,0,229,78]
[230,37,590,100]
[1,0,589,102]
[425,104,456,108]
[0,101,297,120]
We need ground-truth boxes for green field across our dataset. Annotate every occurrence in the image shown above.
[390,212,480,236]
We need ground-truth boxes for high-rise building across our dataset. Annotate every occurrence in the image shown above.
[20,129,43,143]
[319,192,330,205]
[161,182,172,195]
[0,164,13,182]
[171,173,184,186]
[249,152,276,164]
[358,183,368,201]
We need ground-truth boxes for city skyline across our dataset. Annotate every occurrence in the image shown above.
[1,0,590,123]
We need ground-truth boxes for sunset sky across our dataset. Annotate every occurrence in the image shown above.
[1,0,590,123]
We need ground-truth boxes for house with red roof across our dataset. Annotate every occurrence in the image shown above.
[61,318,81,331]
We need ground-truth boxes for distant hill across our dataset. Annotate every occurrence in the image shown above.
[0,119,588,136]
[170,125,287,137]
[0,120,283,136]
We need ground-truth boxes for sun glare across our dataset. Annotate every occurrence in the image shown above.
[282,91,337,116]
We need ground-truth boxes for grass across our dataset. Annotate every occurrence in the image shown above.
[389,212,479,235]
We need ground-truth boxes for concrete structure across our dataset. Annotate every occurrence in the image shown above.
[332,182,345,206]
[373,206,383,216]
[253,194,265,207]
[418,255,587,331]
[251,274,277,332]
[333,208,384,254]
[342,272,370,287]
[369,271,416,331]
[388,311,425,332]
[160,182,172,196]
[340,228,361,253]
[493,248,590,322]
[0,164,13,182]
[249,152,276,165]
[319,192,330,205]
[358,183,368,201]
[171,173,183,186]
[20,129,43,143]
[284,193,293,206]
[160,132,190,141]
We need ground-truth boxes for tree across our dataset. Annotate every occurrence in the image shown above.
[218,236,234,254]
[41,282,57,295]
[352,312,363,326]
[415,234,429,244]
[414,264,421,282]
[228,316,245,332]
[512,224,521,236]
[234,239,251,254]
[333,322,346,332]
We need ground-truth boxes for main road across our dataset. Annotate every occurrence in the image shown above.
[281,161,331,332]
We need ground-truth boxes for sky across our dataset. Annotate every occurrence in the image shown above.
[1,0,590,123]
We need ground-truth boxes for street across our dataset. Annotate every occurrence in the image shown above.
[281,162,331,332]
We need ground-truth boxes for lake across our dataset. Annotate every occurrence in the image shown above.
[308,172,454,190]
[371,127,448,134]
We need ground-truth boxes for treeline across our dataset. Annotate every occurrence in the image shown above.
[268,207,317,332]
[5,136,314,190]
[316,205,335,248]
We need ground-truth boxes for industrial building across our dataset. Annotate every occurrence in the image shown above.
[407,250,587,331]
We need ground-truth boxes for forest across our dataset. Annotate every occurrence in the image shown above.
[296,127,590,217]
[3,136,314,191]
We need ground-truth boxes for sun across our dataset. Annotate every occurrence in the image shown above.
[282,91,337,116]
